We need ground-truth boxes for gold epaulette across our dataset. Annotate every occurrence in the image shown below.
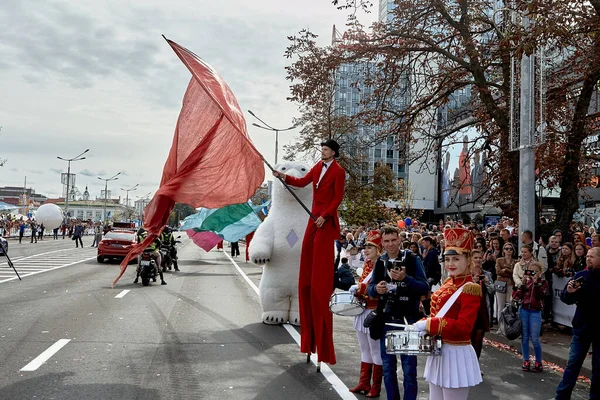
[461,282,482,297]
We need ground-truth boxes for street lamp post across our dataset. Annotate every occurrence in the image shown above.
[136,192,151,226]
[248,110,296,165]
[121,184,139,222]
[98,172,121,224]
[57,149,89,222]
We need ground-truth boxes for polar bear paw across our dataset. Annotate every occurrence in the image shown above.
[262,311,289,325]
[250,247,271,265]
[288,312,300,326]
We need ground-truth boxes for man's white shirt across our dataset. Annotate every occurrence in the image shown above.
[317,159,334,188]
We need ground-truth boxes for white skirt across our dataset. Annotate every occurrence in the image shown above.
[424,343,482,388]
[353,308,373,334]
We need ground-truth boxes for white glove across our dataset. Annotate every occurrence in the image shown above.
[413,319,427,332]
[349,285,358,294]
[404,324,417,332]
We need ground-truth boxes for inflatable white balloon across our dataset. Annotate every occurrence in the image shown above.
[35,204,64,230]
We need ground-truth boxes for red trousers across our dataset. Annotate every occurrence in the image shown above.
[298,218,336,364]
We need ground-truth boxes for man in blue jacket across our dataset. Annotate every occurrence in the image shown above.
[555,246,600,399]
[368,225,429,400]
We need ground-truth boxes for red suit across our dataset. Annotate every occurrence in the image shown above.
[285,159,345,364]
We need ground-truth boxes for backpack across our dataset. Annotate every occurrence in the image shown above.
[499,302,522,340]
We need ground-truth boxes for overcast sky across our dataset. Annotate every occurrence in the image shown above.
[0,0,377,201]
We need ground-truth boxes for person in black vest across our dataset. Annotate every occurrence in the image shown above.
[367,225,429,400]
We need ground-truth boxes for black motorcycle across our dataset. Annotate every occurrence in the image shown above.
[160,245,173,271]
[137,250,160,286]
[161,236,182,272]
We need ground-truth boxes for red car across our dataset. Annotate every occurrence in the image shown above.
[97,230,138,263]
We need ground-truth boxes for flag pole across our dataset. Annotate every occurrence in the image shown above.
[261,157,318,223]
[161,34,317,223]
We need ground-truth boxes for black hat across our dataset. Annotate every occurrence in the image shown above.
[320,139,340,158]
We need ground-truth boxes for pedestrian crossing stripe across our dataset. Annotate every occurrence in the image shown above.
[0,248,97,283]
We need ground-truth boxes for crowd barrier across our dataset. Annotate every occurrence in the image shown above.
[551,274,576,328]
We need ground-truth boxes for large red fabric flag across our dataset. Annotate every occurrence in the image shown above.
[113,37,264,286]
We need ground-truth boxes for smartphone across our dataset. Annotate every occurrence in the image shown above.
[572,276,584,288]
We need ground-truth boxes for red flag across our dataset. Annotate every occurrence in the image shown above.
[112,37,264,286]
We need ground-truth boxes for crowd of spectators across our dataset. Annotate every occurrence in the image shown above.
[336,216,599,329]
[0,214,111,242]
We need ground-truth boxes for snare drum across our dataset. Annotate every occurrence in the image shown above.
[329,291,365,316]
[385,330,442,356]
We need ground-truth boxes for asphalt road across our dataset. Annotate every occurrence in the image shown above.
[0,238,592,400]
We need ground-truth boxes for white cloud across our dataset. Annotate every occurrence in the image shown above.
[0,0,376,201]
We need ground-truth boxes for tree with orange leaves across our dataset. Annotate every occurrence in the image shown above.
[286,0,600,233]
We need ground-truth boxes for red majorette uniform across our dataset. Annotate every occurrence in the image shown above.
[421,228,483,390]
[353,258,380,332]
[349,230,382,397]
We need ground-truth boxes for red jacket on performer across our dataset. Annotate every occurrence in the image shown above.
[426,275,482,345]
[284,160,345,230]
[283,154,345,365]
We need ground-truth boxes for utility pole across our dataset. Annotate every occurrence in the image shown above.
[247,110,296,165]
[121,184,139,222]
[98,172,121,224]
[518,11,536,244]
[57,149,89,223]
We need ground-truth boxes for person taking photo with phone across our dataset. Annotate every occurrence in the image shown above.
[512,244,549,372]
[555,246,600,399]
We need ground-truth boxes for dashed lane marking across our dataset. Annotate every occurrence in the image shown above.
[115,290,130,299]
[20,339,71,372]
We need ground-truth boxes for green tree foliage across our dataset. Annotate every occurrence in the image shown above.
[168,203,196,227]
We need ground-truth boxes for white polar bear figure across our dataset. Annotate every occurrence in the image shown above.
[250,161,313,325]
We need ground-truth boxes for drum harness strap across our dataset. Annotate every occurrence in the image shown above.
[436,286,464,319]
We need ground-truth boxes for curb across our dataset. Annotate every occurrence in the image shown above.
[486,331,591,379]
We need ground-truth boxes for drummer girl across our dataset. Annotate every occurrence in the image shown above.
[410,227,483,399]
[349,230,383,397]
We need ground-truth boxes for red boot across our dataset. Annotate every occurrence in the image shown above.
[349,362,372,394]
[366,364,383,398]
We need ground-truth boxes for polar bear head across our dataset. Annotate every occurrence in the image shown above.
[272,161,313,206]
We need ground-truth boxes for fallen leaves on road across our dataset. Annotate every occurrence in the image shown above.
[483,337,591,384]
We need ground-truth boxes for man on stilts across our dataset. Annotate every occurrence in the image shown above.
[273,139,345,367]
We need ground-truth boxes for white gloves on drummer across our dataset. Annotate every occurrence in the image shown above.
[349,285,358,294]
[414,319,427,332]
[406,320,427,336]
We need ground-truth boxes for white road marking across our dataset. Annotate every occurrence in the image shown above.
[20,339,71,372]
[114,290,130,299]
[224,252,357,400]
[0,249,97,283]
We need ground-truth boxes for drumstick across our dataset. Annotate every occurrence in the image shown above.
[385,323,408,328]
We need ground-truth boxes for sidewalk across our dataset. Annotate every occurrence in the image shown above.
[486,324,592,379]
